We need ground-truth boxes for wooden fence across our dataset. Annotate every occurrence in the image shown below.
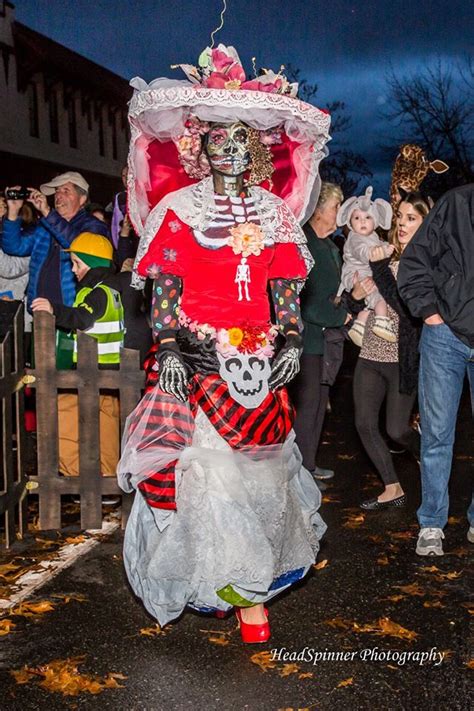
[28,312,145,531]
[0,305,27,549]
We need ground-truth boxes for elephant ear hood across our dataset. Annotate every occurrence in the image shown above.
[337,185,392,230]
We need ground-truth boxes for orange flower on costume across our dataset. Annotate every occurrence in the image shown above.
[227,222,265,258]
[228,327,244,346]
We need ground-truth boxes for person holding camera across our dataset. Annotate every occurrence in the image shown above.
[3,173,109,317]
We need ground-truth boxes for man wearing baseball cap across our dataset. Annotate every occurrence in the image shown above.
[3,172,110,317]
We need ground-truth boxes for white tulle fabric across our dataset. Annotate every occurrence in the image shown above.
[126,78,331,231]
[117,384,300,493]
[123,408,327,626]
[130,179,314,290]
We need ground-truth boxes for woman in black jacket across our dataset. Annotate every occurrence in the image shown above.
[353,192,431,509]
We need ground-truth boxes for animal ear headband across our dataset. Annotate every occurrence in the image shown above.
[336,186,393,231]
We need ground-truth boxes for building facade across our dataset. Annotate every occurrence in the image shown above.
[0,1,131,204]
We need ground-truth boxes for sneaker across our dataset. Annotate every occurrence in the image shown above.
[416,527,445,556]
[467,527,474,544]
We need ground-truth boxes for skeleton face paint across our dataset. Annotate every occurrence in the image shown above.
[217,352,271,409]
[206,122,250,176]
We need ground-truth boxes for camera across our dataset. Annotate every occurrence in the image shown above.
[5,187,30,200]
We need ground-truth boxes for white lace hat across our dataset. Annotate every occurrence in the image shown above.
[126,45,331,233]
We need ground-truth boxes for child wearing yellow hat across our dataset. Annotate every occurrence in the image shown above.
[32,232,124,483]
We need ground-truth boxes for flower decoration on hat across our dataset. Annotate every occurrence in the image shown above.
[174,44,298,97]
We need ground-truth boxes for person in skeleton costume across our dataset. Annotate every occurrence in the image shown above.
[118,45,331,643]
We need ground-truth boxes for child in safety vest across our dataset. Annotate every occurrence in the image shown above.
[32,232,124,482]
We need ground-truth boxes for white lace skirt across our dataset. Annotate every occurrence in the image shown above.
[123,408,326,626]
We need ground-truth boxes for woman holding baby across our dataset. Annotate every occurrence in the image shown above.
[342,189,431,509]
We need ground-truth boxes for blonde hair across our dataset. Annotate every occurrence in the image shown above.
[316,182,344,211]
[390,191,431,260]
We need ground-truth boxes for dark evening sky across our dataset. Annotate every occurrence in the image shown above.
[16,0,473,194]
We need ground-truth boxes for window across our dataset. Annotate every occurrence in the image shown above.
[27,82,39,138]
[111,112,117,160]
[49,89,59,143]
[68,95,77,148]
[86,103,92,131]
[98,109,105,156]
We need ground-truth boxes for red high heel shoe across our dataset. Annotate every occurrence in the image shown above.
[235,607,270,644]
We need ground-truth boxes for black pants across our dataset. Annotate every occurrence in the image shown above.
[353,358,420,486]
[289,354,329,471]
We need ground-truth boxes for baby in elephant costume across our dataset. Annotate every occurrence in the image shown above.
[337,186,394,347]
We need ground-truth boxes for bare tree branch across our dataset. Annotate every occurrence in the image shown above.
[383,57,474,186]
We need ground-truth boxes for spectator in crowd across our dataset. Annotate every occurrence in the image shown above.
[0,192,39,337]
[289,182,351,482]
[353,191,429,510]
[3,172,109,313]
[110,165,128,249]
[87,203,108,224]
[116,213,139,268]
[398,184,474,554]
[32,232,124,481]
[114,257,153,366]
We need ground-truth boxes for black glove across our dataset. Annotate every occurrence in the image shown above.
[156,340,188,402]
[269,333,303,390]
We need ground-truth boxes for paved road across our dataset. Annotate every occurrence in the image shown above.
[1,358,472,710]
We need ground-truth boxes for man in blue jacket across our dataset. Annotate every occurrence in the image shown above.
[4,171,109,312]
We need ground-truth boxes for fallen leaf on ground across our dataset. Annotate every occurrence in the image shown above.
[394,583,425,597]
[250,651,278,672]
[324,617,418,642]
[368,617,418,642]
[367,534,384,543]
[343,513,366,529]
[423,600,445,609]
[313,559,329,570]
[11,656,126,695]
[298,672,313,679]
[447,516,461,525]
[377,555,389,565]
[51,593,87,604]
[337,677,353,688]
[322,494,340,503]
[207,635,230,646]
[337,454,355,460]
[418,567,463,582]
[140,624,166,637]
[418,565,441,574]
[465,660,474,669]
[0,563,22,580]
[389,531,415,540]
[324,617,351,630]
[448,547,469,558]
[382,595,406,603]
[279,663,300,677]
[441,571,462,580]
[0,619,16,635]
[64,535,87,545]
[10,601,56,618]
[34,537,59,548]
